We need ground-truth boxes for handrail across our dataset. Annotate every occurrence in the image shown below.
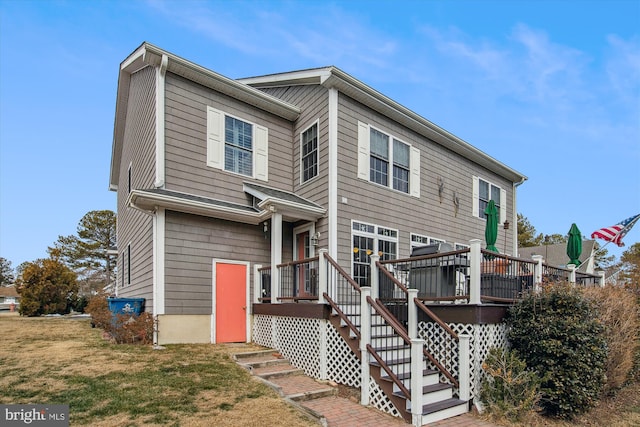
[367,296,411,343]
[376,260,409,294]
[367,344,411,398]
[323,292,361,340]
[413,298,460,386]
[324,252,362,292]
[379,248,470,265]
[277,256,319,268]
[414,298,459,340]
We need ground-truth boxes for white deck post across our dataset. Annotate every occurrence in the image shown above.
[360,286,372,405]
[317,248,328,303]
[270,212,282,304]
[458,334,471,401]
[408,289,419,340]
[469,239,482,305]
[598,270,606,287]
[532,255,543,292]
[568,264,576,284]
[369,253,380,300]
[411,338,424,427]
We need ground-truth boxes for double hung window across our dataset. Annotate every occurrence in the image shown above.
[206,106,268,181]
[301,123,318,183]
[358,121,420,197]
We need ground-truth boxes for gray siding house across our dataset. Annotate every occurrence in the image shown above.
[109,42,527,345]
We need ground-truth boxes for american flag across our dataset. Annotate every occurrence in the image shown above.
[591,213,640,247]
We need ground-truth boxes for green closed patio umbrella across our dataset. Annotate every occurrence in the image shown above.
[567,223,582,267]
[484,199,499,253]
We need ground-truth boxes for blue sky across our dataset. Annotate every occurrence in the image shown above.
[1,0,639,268]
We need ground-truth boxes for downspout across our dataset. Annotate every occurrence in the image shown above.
[155,54,168,188]
[512,177,526,255]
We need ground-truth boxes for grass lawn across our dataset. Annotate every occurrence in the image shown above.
[1,312,638,427]
[0,313,316,427]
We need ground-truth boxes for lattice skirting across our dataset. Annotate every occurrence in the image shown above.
[417,321,507,398]
[252,314,402,418]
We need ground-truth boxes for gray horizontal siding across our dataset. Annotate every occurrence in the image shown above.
[334,92,514,269]
[116,66,156,305]
[164,73,295,205]
[163,211,293,315]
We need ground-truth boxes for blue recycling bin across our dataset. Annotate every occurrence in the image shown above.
[107,298,145,317]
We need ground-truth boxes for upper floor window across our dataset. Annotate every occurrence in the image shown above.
[301,122,318,183]
[473,176,506,224]
[225,116,253,176]
[206,106,268,181]
[357,121,420,197]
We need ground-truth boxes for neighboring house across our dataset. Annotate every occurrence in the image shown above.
[518,240,597,274]
[0,286,20,311]
[109,42,527,345]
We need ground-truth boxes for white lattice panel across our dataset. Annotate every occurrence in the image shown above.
[252,315,274,348]
[369,377,402,417]
[418,321,507,398]
[273,316,322,379]
[326,322,361,387]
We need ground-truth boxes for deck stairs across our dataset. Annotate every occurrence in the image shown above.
[328,302,468,425]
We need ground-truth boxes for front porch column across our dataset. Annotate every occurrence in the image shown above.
[270,211,282,304]
[369,253,380,300]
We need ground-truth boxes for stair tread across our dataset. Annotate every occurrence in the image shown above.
[392,382,453,398]
[422,398,467,415]
[379,368,438,381]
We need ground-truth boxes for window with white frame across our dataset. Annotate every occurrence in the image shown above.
[206,106,268,181]
[473,176,506,224]
[357,122,420,197]
[410,233,446,253]
[352,221,398,287]
[301,122,318,183]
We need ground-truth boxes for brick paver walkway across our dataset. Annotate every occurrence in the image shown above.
[234,348,500,427]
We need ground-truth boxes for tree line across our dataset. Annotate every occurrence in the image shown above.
[0,210,115,316]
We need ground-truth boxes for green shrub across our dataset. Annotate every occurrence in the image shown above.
[584,285,639,393]
[507,282,607,419]
[480,347,540,421]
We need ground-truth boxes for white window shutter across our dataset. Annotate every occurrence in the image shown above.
[206,106,224,170]
[357,121,369,180]
[500,188,507,225]
[254,124,268,181]
[410,146,420,198]
[472,176,479,217]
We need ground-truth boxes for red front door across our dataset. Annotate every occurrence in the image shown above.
[215,262,247,343]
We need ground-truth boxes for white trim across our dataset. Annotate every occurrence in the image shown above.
[206,106,224,170]
[154,54,168,188]
[328,88,338,259]
[211,258,251,344]
[152,208,165,315]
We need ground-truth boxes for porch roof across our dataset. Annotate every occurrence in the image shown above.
[128,186,325,224]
